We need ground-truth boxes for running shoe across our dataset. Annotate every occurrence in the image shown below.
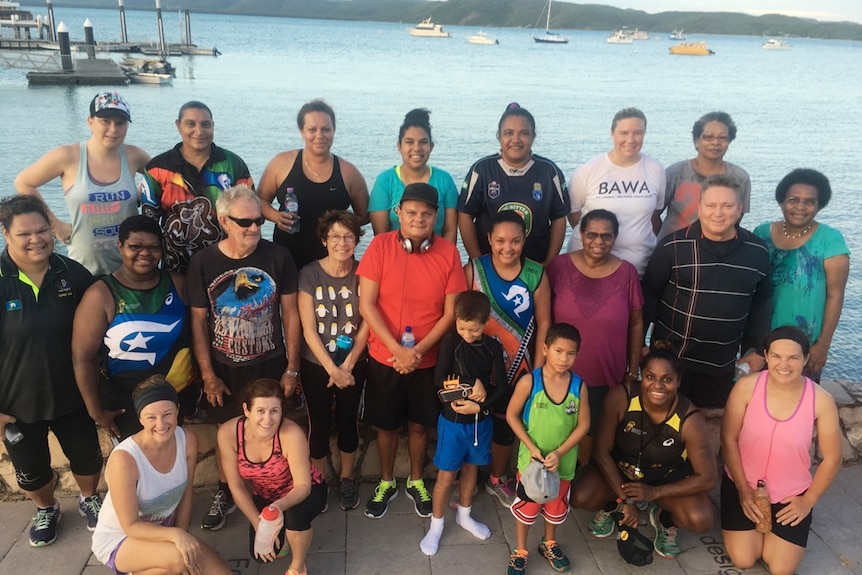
[484,475,516,508]
[538,539,571,572]
[29,503,60,547]
[405,477,433,517]
[78,493,102,531]
[201,488,236,531]
[364,480,397,519]
[588,507,616,538]
[339,477,360,510]
[507,549,529,575]
[448,480,479,509]
[649,505,679,558]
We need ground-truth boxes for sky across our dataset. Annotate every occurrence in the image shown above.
[588,1,862,24]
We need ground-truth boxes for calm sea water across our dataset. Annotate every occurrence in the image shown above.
[1,6,860,382]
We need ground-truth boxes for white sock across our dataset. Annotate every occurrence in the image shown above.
[456,504,491,540]
[420,516,445,556]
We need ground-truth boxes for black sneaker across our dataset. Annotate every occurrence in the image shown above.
[201,489,236,530]
[339,477,360,510]
[405,477,433,518]
[364,480,397,519]
[29,503,60,547]
[78,493,102,531]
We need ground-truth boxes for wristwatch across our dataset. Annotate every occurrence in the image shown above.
[285,369,300,378]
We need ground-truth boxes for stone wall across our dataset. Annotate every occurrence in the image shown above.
[2,379,861,497]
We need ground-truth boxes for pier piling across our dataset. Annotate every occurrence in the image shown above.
[118,0,128,44]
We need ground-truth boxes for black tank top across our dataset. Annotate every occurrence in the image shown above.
[273,150,351,270]
[610,380,694,484]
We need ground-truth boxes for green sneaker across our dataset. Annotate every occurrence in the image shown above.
[649,505,679,558]
[405,477,432,517]
[538,539,571,572]
[507,549,528,575]
[588,507,616,538]
[364,480,397,519]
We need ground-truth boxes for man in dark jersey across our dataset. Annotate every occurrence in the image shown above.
[142,101,254,274]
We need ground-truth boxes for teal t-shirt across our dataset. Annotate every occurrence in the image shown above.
[368,166,458,236]
[753,222,850,343]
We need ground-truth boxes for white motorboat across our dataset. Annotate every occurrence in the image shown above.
[669,29,686,40]
[468,31,498,45]
[408,18,450,38]
[127,72,172,85]
[762,38,792,50]
[533,0,568,44]
[607,30,634,44]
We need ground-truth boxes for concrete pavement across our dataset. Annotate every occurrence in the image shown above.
[1,465,861,575]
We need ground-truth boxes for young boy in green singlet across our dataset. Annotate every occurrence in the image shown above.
[505,323,590,575]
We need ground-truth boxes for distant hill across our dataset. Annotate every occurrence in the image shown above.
[51,0,862,41]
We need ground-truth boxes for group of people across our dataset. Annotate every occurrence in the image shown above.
[0,90,850,575]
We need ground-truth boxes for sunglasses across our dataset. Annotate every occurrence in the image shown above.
[227,215,265,228]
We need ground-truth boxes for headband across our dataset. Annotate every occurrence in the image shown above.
[134,384,179,417]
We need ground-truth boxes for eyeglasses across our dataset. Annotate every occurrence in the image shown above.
[227,215,265,228]
[784,196,819,208]
[583,231,616,242]
[327,234,357,244]
[125,243,163,253]
[701,134,730,143]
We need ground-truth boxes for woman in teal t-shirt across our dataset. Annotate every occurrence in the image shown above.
[368,109,458,243]
[753,168,850,381]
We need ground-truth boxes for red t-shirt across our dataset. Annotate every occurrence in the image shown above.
[357,232,466,368]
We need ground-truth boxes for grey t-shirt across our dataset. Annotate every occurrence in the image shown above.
[659,159,751,239]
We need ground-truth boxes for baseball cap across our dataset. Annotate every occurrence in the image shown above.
[400,182,438,210]
[611,512,654,566]
[89,91,132,122]
[521,459,560,503]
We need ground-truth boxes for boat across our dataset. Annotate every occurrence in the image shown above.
[468,31,498,45]
[669,41,714,56]
[669,29,686,40]
[127,72,172,85]
[607,30,634,44]
[762,38,792,50]
[0,0,33,21]
[119,56,176,77]
[408,18,450,38]
[631,28,650,40]
[533,0,568,44]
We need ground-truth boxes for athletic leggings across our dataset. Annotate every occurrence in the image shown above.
[300,357,366,459]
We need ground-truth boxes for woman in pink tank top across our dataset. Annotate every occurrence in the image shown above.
[217,378,326,575]
[721,326,842,575]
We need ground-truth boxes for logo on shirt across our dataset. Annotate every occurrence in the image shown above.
[497,203,533,237]
[104,319,182,365]
[532,183,543,201]
[565,400,578,415]
[4,299,22,311]
[488,181,501,199]
[662,438,675,447]
[57,279,73,298]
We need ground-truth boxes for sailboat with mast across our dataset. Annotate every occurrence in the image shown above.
[533,0,568,44]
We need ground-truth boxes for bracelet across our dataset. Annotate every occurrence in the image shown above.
[285,369,300,378]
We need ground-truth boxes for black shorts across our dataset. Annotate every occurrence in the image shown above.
[720,472,811,548]
[680,369,734,409]
[491,414,515,446]
[587,384,609,436]
[361,357,439,430]
[208,355,288,424]
[5,407,103,491]
[248,483,328,562]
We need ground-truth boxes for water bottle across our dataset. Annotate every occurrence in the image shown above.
[753,480,772,533]
[282,187,300,234]
[333,334,354,365]
[734,347,755,381]
[253,505,284,558]
[4,422,23,446]
[400,326,416,347]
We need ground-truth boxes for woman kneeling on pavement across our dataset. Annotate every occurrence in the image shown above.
[569,341,717,559]
[91,375,231,575]
[217,378,327,575]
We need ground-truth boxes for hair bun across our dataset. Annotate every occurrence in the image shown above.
[404,108,431,124]
[650,339,677,355]
[506,102,521,111]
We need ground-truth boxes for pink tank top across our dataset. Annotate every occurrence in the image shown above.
[733,371,815,502]
[236,418,323,502]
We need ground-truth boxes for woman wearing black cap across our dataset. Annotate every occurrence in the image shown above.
[14,91,150,276]
[92,375,231,575]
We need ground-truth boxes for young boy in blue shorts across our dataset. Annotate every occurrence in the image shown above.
[420,291,507,556]
[506,323,590,574]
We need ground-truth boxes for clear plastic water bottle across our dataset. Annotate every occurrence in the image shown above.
[734,347,755,381]
[400,325,416,347]
[333,334,353,365]
[253,505,283,558]
[282,187,300,234]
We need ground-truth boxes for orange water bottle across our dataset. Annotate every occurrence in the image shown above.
[754,480,772,533]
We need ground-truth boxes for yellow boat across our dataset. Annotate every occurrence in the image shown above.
[668,41,714,56]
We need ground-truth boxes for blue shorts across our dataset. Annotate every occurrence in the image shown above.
[432,414,492,472]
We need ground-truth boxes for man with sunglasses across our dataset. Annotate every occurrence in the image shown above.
[186,185,301,531]
[142,101,253,274]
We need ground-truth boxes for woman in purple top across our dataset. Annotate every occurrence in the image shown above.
[547,209,644,463]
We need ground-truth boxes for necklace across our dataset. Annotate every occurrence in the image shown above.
[634,393,678,480]
[782,221,812,240]
[304,155,332,181]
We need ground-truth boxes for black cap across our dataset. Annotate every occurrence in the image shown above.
[612,512,654,566]
[400,182,439,210]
